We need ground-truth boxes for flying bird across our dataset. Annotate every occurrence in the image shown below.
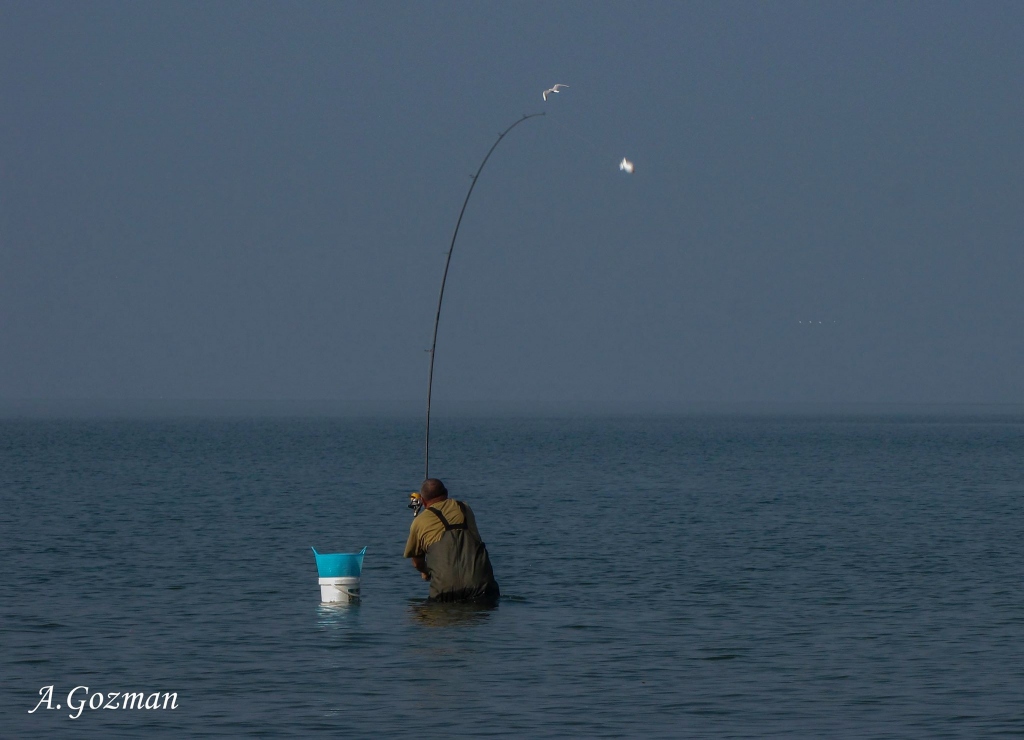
[542,83,569,101]
[619,157,634,174]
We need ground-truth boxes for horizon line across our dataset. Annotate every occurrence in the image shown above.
[1,398,1022,419]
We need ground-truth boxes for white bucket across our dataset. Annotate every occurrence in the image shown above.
[319,576,360,603]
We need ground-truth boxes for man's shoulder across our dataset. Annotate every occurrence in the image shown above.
[409,509,437,533]
[428,498,472,522]
[448,498,475,517]
[411,502,453,528]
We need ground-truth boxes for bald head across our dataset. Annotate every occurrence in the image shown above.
[419,478,448,504]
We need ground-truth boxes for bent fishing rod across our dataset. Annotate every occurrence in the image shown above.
[424,112,545,481]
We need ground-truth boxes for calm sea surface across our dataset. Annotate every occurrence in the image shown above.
[2,412,1023,738]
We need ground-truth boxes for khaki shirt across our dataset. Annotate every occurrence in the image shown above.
[404,498,482,559]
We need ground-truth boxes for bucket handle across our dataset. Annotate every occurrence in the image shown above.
[311,547,367,556]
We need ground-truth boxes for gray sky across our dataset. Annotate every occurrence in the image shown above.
[2,1,1022,406]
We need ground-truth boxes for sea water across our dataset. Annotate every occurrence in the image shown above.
[1,411,1022,738]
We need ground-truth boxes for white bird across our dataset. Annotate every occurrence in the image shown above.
[542,83,569,101]
[619,157,634,174]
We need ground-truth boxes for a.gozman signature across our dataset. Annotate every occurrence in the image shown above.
[29,685,178,719]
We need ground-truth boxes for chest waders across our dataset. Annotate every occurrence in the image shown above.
[425,502,500,603]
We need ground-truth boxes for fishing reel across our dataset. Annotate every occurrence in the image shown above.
[408,491,424,518]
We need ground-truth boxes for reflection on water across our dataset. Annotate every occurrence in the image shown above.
[408,599,497,628]
[316,601,361,629]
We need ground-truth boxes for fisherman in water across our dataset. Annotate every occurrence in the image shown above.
[404,479,500,603]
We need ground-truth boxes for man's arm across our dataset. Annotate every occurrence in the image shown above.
[411,556,430,580]
[404,517,431,580]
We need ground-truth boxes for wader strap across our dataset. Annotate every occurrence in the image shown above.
[428,503,468,531]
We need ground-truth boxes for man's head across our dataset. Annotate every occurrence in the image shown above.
[419,478,448,505]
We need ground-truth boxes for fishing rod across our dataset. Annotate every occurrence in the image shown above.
[423,112,545,482]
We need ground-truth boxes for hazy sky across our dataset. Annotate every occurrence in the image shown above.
[2,1,1022,406]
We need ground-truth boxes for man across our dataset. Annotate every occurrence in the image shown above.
[404,478,500,603]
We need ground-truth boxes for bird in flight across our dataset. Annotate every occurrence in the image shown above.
[542,83,569,101]
[619,157,635,174]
